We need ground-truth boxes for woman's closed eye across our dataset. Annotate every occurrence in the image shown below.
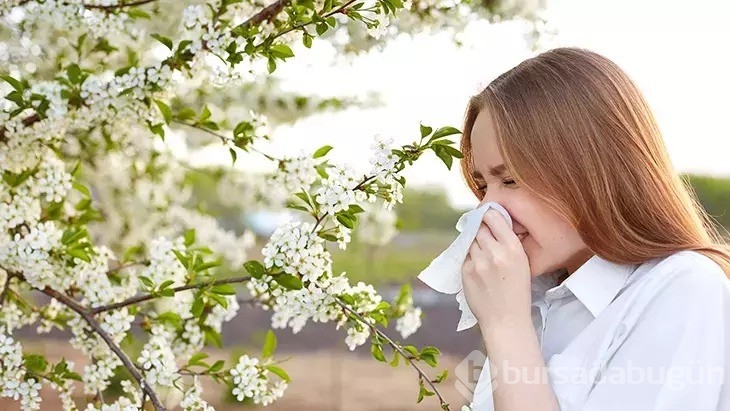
[477,179,517,191]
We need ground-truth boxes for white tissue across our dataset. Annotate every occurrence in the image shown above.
[417,201,513,331]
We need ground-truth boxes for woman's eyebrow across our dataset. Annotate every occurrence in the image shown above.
[471,164,506,180]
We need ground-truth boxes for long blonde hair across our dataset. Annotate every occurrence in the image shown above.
[460,47,730,276]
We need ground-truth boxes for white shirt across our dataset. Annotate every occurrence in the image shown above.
[471,250,730,411]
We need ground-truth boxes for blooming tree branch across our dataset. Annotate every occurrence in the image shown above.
[0,0,543,409]
[39,286,168,411]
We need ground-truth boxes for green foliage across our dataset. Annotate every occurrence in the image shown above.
[684,173,730,234]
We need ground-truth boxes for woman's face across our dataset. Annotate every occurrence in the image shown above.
[469,109,592,276]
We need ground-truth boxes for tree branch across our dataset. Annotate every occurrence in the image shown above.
[239,0,292,29]
[12,0,160,11]
[332,297,452,410]
[90,275,252,315]
[40,287,167,411]
[0,113,40,143]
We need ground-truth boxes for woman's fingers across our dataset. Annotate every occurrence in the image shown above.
[475,223,497,251]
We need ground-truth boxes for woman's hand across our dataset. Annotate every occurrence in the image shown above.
[461,208,532,328]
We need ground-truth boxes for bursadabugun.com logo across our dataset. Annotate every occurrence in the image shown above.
[454,350,497,406]
[454,350,724,409]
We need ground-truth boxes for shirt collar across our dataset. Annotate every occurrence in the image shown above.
[532,254,639,317]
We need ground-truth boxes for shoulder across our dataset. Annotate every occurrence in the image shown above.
[650,250,729,293]
[631,250,729,320]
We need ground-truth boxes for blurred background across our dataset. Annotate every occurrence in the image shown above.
[4,0,730,409]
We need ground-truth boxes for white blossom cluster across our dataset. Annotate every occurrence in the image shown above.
[140,237,187,287]
[0,220,63,291]
[19,0,136,40]
[180,377,214,411]
[229,354,287,405]
[249,218,422,349]
[269,154,320,199]
[368,135,404,209]
[395,304,422,340]
[0,331,41,411]
[261,220,332,283]
[137,326,180,388]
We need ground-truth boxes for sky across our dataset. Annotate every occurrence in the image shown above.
[190,0,730,209]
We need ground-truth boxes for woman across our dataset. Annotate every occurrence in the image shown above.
[460,47,730,411]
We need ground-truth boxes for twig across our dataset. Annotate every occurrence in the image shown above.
[0,271,14,306]
[84,0,159,10]
[172,119,278,161]
[267,0,358,43]
[90,276,252,315]
[332,297,452,410]
[40,287,167,411]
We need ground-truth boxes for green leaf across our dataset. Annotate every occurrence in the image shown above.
[158,280,175,290]
[429,126,461,141]
[195,260,222,272]
[302,33,313,48]
[265,365,291,383]
[1,75,23,92]
[371,341,386,362]
[432,145,453,170]
[24,354,48,373]
[389,351,400,367]
[211,284,236,295]
[157,311,183,329]
[139,276,154,288]
[316,22,328,35]
[188,352,209,367]
[403,345,419,358]
[208,292,229,309]
[199,105,212,122]
[149,123,165,139]
[204,327,223,348]
[294,192,311,206]
[151,33,173,50]
[267,56,277,74]
[319,233,338,242]
[66,64,82,84]
[122,245,143,262]
[184,229,196,246]
[154,99,172,124]
[229,148,237,164]
[209,360,225,373]
[313,145,333,158]
[274,274,303,290]
[348,204,365,214]
[419,124,432,138]
[160,288,175,297]
[73,181,91,197]
[191,296,205,317]
[435,369,448,383]
[336,213,356,229]
[270,44,295,59]
[262,329,277,358]
[243,260,266,279]
[67,248,91,262]
[172,249,188,268]
[441,144,464,159]
[417,385,435,403]
[127,7,151,19]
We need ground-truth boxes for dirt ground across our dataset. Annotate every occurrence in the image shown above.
[0,343,474,411]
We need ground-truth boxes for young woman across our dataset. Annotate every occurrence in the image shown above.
[460,47,730,411]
